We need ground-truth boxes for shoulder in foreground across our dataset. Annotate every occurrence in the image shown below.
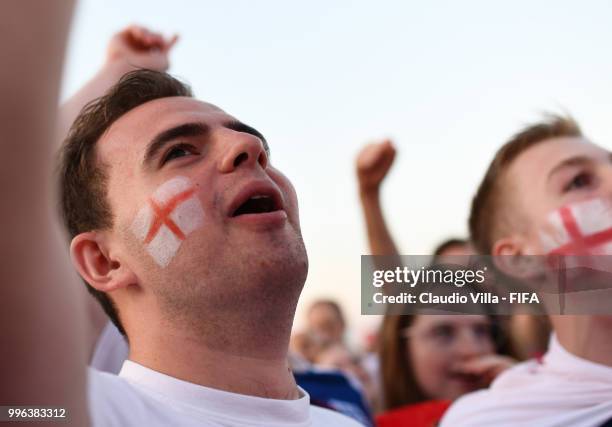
[438,389,493,427]
[310,405,366,426]
[438,359,544,427]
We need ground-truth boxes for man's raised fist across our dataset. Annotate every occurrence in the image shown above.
[356,139,396,193]
[106,25,178,72]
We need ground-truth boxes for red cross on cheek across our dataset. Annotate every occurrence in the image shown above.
[144,188,196,244]
[549,206,612,256]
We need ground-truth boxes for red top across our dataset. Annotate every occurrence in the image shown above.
[376,400,452,427]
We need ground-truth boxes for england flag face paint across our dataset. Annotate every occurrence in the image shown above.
[131,176,204,267]
[538,197,612,311]
[539,197,612,275]
[540,197,612,256]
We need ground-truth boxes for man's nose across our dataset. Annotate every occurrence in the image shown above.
[218,131,268,173]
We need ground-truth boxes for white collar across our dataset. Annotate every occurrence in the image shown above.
[119,360,311,425]
[543,334,612,384]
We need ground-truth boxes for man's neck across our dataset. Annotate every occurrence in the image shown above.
[127,319,300,400]
[552,315,612,367]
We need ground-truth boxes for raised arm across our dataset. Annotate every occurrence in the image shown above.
[0,1,90,425]
[356,140,399,256]
[58,25,178,141]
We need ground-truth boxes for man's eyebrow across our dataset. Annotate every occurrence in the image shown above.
[547,155,595,182]
[143,122,210,166]
[224,120,269,154]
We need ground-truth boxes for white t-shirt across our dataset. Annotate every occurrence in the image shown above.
[88,360,363,426]
[440,334,612,427]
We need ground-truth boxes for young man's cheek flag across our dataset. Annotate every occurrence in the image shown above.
[131,176,204,267]
[539,197,612,312]
[540,197,612,258]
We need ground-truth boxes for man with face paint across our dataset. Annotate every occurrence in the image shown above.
[440,115,612,427]
[58,69,361,426]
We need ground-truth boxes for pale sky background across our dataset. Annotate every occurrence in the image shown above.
[62,0,612,345]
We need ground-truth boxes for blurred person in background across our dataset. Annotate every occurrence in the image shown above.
[291,301,379,424]
[303,298,377,400]
[307,299,347,345]
[376,311,514,427]
[291,330,377,426]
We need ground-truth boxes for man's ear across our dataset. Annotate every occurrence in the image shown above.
[492,236,545,280]
[70,231,136,293]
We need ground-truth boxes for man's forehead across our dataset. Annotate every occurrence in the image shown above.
[99,97,231,155]
[507,136,605,182]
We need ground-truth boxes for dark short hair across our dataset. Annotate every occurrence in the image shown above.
[432,237,469,258]
[58,70,193,336]
[469,114,582,254]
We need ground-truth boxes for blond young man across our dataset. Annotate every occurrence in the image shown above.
[441,116,612,427]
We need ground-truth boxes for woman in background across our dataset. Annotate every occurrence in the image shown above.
[377,311,514,426]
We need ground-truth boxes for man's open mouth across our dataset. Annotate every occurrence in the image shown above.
[228,182,284,218]
[231,194,281,216]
